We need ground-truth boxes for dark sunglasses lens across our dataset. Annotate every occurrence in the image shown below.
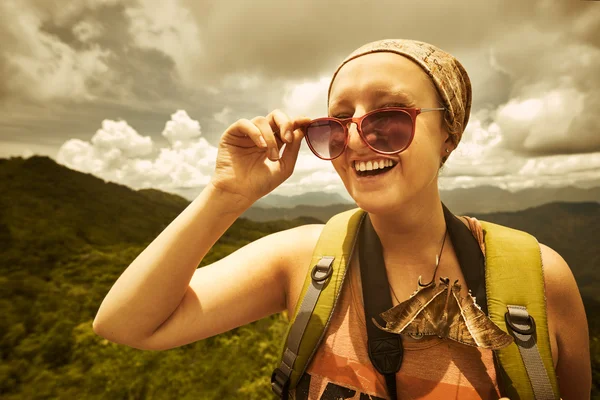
[306,120,345,159]
[362,110,413,153]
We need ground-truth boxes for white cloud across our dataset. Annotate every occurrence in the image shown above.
[1,1,113,102]
[92,120,153,157]
[57,110,216,192]
[125,0,201,84]
[54,108,349,198]
[437,100,600,192]
[280,77,330,118]
[162,109,202,143]
[442,112,514,177]
[495,88,586,154]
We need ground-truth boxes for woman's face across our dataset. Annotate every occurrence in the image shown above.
[328,52,450,214]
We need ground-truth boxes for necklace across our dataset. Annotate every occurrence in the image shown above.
[389,227,447,340]
[388,227,448,305]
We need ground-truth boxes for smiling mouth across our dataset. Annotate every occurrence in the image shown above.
[354,162,397,178]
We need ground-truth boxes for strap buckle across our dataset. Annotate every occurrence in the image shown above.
[505,306,536,335]
[270,368,290,398]
[311,256,334,283]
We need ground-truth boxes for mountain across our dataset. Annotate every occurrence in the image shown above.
[242,203,356,222]
[167,180,598,214]
[254,191,354,208]
[2,155,597,301]
[0,156,317,274]
[439,185,600,214]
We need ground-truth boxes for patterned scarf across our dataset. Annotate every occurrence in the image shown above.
[327,38,473,147]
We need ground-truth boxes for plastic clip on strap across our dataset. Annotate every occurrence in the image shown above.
[271,256,335,399]
[505,305,555,400]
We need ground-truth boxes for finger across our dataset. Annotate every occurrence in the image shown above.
[252,116,280,161]
[292,115,312,132]
[227,119,267,149]
[279,127,304,171]
[268,109,294,144]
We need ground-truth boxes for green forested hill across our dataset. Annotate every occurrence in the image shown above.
[0,156,598,398]
[0,156,321,399]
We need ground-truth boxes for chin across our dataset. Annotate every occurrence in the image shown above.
[348,186,408,215]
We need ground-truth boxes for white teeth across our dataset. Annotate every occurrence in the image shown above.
[353,159,396,172]
[354,161,364,171]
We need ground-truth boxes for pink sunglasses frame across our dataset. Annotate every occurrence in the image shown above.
[304,107,446,160]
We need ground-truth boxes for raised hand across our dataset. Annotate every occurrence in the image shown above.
[209,109,312,207]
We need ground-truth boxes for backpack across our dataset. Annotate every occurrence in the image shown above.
[271,206,560,400]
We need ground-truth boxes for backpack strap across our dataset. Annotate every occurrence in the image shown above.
[271,208,365,399]
[358,213,403,399]
[481,220,560,400]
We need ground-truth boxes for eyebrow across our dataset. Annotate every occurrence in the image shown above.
[329,88,417,113]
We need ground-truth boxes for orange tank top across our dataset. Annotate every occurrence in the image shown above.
[290,216,501,400]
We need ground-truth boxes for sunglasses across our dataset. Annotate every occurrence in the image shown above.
[304,107,446,160]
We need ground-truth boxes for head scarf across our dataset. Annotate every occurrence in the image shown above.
[327,39,472,147]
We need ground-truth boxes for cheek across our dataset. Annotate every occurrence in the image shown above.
[403,134,440,172]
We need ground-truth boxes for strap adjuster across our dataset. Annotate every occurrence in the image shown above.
[311,256,334,283]
[270,368,290,397]
[505,306,536,335]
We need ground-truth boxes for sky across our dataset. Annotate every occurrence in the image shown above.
[1,0,599,200]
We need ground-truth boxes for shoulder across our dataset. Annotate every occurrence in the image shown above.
[538,243,579,313]
[538,242,592,396]
[269,223,325,272]
[538,243,586,337]
[277,224,326,312]
[277,223,325,247]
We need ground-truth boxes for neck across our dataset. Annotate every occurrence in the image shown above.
[368,187,448,268]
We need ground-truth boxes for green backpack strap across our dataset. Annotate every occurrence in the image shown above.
[271,208,366,398]
[481,220,560,399]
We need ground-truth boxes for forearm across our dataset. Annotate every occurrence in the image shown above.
[92,183,252,344]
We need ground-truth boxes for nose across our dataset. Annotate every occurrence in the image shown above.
[346,121,369,152]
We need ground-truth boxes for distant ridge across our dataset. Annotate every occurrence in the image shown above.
[2,156,598,299]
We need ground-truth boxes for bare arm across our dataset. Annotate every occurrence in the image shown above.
[136,222,323,351]
[92,183,253,345]
[542,243,592,399]
[93,109,311,349]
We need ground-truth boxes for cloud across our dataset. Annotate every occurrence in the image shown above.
[57,110,216,191]
[162,109,202,143]
[213,107,233,126]
[0,1,113,102]
[440,110,600,191]
[55,108,344,198]
[57,119,153,175]
[91,119,153,157]
[72,19,104,43]
[3,0,600,199]
[280,77,330,118]
[124,0,201,85]
[494,88,599,155]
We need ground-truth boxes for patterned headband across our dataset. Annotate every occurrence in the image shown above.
[327,39,472,147]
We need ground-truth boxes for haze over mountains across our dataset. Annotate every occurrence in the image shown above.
[163,184,600,216]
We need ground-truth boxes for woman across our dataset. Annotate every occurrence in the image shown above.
[93,39,591,399]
